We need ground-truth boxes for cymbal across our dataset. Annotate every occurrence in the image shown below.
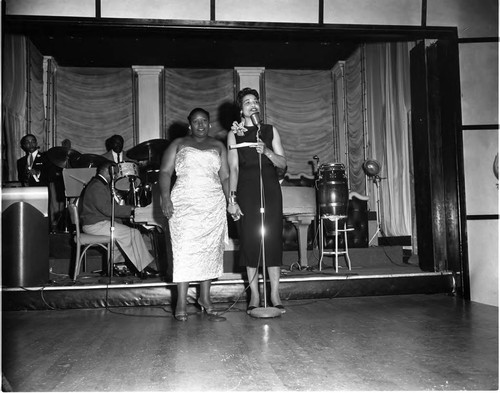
[47,146,81,168]
[71,154,112,168]
[126,139,169,162]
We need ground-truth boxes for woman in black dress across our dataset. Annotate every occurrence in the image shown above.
[227,87,287,313]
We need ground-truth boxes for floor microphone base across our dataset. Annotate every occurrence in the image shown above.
[248,306,282,319]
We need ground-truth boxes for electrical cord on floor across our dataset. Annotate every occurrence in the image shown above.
[18,285,57,310]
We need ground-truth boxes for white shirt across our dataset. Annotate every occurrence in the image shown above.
[112,151,123,163]
[28,150,40,182]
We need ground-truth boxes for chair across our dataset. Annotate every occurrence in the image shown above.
[68,203,111,281]
[318,215,354,273]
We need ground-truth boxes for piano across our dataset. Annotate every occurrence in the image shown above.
[133,183,167,228]
[134,184,317,269]
[281,186,316,268]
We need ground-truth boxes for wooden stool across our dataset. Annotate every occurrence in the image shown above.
[318,215,353,272]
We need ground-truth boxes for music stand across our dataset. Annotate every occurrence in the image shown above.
[63,168,97,199]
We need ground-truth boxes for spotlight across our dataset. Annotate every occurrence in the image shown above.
[363,159,381,178]
[363,159,385,245]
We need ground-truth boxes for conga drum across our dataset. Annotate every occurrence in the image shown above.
[316,163,349,217]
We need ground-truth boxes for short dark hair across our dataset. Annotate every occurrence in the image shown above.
[20,134,37,146]
[237,87,259,109]
[105,134,124,151]
[187,108,210,123]
[98,160,115,175]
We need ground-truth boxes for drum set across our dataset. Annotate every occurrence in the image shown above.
[46,138,170,209]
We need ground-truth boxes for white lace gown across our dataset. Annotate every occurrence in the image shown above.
[169,146,228,283]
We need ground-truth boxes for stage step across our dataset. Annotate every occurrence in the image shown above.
[2,270,454,311]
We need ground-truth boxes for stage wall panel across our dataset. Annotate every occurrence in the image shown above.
[324,0,421,25]
[101,0,210,20]
[5,0,95,17]
[216,0,318,23]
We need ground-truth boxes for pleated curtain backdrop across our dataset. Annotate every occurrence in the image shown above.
[55,67,134,155]
[266,70,336,178]
[28,40,46,148]
[163,68,236,142]
[344,47,367,196]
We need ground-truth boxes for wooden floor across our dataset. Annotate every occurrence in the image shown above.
[2,294,497,391]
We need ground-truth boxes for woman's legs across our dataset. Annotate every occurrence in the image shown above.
[267,266,282,306]
[246,266,260,308]
[176,281,189,316]
[199,280,212,308]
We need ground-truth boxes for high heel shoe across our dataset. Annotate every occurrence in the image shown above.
[174,311,188,321]
[274,304,286,314]
[198,299,227,322]
[246,305,257,315]
[197,298,215,315]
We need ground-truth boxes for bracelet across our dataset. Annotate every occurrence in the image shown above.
[229,195,237,205]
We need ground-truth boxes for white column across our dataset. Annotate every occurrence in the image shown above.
[234,67,265,95]
[132,66,164,143]
[234,67,265,120]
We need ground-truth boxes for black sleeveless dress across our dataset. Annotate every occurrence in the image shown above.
[234,124,283,268]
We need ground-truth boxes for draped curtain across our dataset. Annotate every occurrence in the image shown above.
[365,43,412,236]
[163,69,235,141]
[2,35,46,182]
[28,40,46,148]
[55,67,134,154]
[344,48,367,195]
[266,70,335,178]
[2,35,28,181]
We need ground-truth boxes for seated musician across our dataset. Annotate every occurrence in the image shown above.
[17,134,49,187]
[78,161,159,279]
[102,134,127,164]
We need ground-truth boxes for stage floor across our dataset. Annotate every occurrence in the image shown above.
[2,294,497,391]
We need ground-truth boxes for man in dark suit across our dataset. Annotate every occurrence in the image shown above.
[102,134,126,163]
[78,161,159,279]
[17,134,49,187]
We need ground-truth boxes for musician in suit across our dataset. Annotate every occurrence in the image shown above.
[17,134,49,187]
[102,134,127,163]
[78,160,159,279]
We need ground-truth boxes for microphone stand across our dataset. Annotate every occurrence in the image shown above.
[99,168,122,284]
[369,175,386,246]
[248,117,281,319]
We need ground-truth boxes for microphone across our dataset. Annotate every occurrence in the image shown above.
[250,112,261,139]
[250,112,261,128]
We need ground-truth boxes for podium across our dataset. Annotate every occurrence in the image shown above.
[2,187,50,287]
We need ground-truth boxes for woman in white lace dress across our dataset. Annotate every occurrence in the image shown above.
[159,108,229,321]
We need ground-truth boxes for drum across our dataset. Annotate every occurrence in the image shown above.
[113,162,141,206]
[114,162,140,191]
[316,163,349,217]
